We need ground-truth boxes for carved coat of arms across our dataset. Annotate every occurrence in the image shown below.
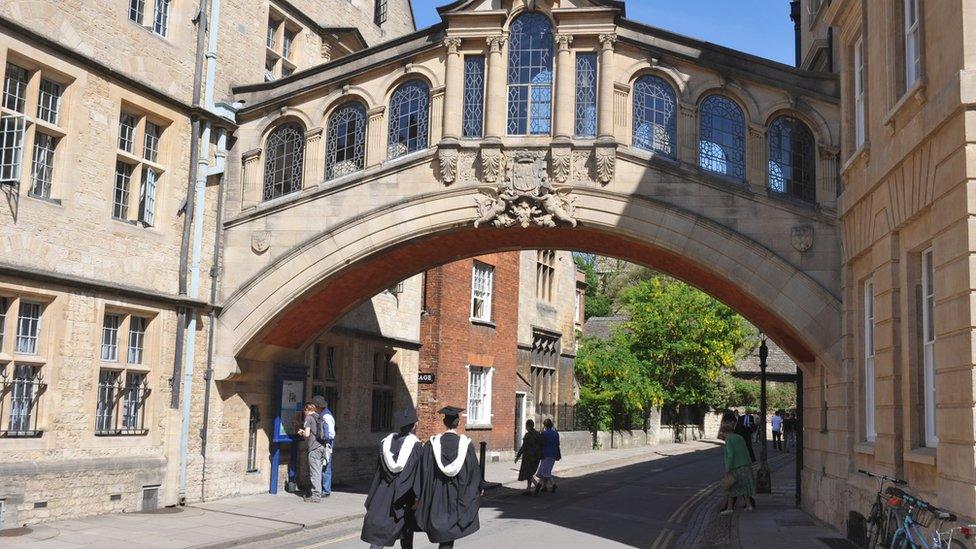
[474,151,578,229]
[790,225,814,253]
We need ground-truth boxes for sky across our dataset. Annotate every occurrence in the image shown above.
[409,0,796,66]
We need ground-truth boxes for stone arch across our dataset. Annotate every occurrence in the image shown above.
[315,87,377,123]
[379,67,440,103]
[215,188,841,381]
[763,101,834,148]
[688,82,761,126]
[621,62,688,98]
[254,108,313,146]
[502,4,558,33]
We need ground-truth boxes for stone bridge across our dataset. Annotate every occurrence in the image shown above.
[214,0,841,381]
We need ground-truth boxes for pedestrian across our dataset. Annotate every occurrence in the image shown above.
[535,418,561,495]
[362,408,423,549]
[771,410,784,451]
[783,412,796,452]
[733,409,757,463]
[515,419,543,496]
[413,406,482,548]
[298,396,328,503]
[718,411,757,515]
[319,397,336,496]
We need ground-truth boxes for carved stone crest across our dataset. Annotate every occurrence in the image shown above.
[438,147,459,185]
[474,150,578,229]
[251,231,271,254]
[790,225,814,253]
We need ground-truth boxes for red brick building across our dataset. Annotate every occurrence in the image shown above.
[416,252,521,455]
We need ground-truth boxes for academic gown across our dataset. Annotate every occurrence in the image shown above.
[361,433,423,547]
[413,432,482,544]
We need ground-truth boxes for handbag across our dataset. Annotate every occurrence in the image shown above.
[721,472,737,491]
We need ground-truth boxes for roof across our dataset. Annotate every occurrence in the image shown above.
[436,0,626,16]
[582,315,629,340]
[734,340,797,376]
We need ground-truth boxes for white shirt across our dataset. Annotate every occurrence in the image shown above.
[321,409,336,441]
[771,415,783,432]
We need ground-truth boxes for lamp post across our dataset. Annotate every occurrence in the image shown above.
[756,336,772,494]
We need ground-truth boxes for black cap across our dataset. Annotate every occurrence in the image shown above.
[438,406,464,417]
[394,408,419,429]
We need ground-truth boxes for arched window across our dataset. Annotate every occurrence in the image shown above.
[632,75,677,156]
[387,80,430,159]
[698,95,745,180]
[768,116,816,202]
[507,12,554,136]
[263,122,305,201]
[326,102,367,180]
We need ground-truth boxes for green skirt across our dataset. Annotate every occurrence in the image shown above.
[727,465,757,498]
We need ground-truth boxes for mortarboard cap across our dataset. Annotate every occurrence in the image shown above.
[394,408,419,429]
[438,406,464,417]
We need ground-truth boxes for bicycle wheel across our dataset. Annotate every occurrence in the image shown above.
[948,538,967,549]
[888,530,916,549]
[865,501,882,548]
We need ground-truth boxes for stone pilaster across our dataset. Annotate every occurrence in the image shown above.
[303,127,323,189]
[240,148,262,210]
[366,106,386,166]
[554,34,575,141]
[678,103,698,165]
[484,35,507,141]
[430,87,445,145]
[747,123,767,194]
[597,33,617,140]
[442,38,463,142]
[614,83,631,142]
[818,144,839,208]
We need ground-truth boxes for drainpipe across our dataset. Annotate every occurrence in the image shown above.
[178,0,222,505]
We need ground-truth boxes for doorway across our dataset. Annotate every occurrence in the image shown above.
[514,392,526,451]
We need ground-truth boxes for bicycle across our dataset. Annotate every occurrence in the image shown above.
[859,469,909,548]
[889,490,966,548]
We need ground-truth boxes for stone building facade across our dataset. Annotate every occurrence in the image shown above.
[0,0,414,528]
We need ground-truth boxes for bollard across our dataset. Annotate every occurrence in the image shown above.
[479,441,487,483]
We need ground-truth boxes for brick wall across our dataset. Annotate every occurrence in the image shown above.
[418,253,521,454]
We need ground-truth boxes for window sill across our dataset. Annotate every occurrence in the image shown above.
[855,441,876,456]
[470,318,496,328]
[25,194,62,207]
[465,423,492,430]
[883,78,927,132]
[95,430,149,437]
[841,142,870,176]
[0,430,43,438]
[905,447,937,466]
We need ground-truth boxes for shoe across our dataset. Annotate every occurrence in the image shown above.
[304,496,321,503]
[534,484,542,496]
[322,493,331,498]
[719,508,733,516]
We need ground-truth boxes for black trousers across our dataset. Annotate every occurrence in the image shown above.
[772,430,783,450]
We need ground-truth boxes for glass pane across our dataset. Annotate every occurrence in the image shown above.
[128,316,146,364]
[2,63,28,113]
[326,103,366,180]
[15,301,41,355]
[263,123,305,200]
[574,54,597,137]
[506,13,553,135]
[101,314,121,361]
[462,56,485,138]
[632,76,676,156]
[698,95,745,179]
[387,81,430,159]
[29,133,57,199]
[768,116,816,202]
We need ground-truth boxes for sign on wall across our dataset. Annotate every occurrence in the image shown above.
[418,373,436,384]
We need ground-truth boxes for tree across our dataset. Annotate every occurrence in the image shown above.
[620,276,748,407]
[573,254,612,319]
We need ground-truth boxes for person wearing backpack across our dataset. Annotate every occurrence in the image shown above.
[300,395,333,502]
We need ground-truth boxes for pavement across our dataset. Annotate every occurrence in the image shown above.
[0,439,852,549]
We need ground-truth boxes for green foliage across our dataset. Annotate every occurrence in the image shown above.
[573,254,613,319]
[710,371,796,411]
[621,277,748,407]
[575,332,662,432]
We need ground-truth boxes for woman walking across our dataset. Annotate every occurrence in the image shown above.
[515,419,543,495]
[535,418,561,495]
[718,411,756,515]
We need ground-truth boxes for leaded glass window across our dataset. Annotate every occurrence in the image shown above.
[575,53,597,138]
[375,0,388,25]
[326,102,366,180]
[698,95,745,180]
[2,63,28,113]
[29,133,56,198]
[387,80,429,159]
[37,79,62,125]
[118,112,138,153]
[768,116,816,203]
[139,167,158,226]
[507,13,554,135]
[263,123,305,201]
[113,161,133,219]
[129,0,146,23]
[152,0,171,36]
[633,75,676,156]
[15,301,41,355]
[143,121,161,163]
[462,56,485,139]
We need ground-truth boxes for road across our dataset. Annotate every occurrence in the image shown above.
[249,441,733,549]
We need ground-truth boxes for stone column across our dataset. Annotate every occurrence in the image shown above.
[303,127,323,189]
[747,123,767,194]
[484,35,507,141]
[678,103,697,165]
[554,34,575,141]
[430,87,445,145]
[240,148,262,210]
[597,34,617,140]
[442,38,463,142]
[818,145,839,209]
[366,106,386,167]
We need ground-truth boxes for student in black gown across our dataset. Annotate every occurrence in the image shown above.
[413,406,482,548]
[362,408,424,549]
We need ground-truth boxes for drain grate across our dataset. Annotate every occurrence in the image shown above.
[0,527,33,538]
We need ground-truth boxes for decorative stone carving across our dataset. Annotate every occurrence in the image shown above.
[555,34,574,50]
[474,150,578,229]
[444,37,462,53]
[573,150,594,183]
[594,147,616,185]
[438,147,459,185]
[791,225,814,253]
[486,35,507,52]
[599,33,618,51]
[251,231,271,254]
[481,147,503,183]
[458,150,477,183]
[551,147,572,183]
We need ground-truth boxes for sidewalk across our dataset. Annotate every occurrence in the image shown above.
[680,446,853,549]
[0,439,718,548]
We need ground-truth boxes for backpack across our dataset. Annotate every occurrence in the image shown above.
[312,413,328,446]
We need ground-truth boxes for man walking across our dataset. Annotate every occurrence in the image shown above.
[320,398,336,496]
[771,410,784,452]
[733,410,757,462]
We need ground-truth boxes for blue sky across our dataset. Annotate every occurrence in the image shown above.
[410,0,796,66]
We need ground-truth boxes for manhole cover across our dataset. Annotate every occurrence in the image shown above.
[818,538,856,549]
[0,527,33,537]
[138,506,183,515]
[777,519,816,527]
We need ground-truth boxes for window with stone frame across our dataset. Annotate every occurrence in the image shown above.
[375,0,388,26]
[466,365,493,426]
[852,37,867,150]
[698,95,745,180]
[863,281,876,442]
[903,0,922,89]
[263,122,305,201]
[1,61,69,200]
[309,342,340,414]
[507,12,554,136]
[0,296,49,437]
[632,75,677,157]
[767,116,816,203]
[387,80,430,159]
[574,53,598,138]
[152,0,171,36]
[462,55,486,139]
[113,106,167,226]
[370,352,394,432]
[536,250,556,302]
[470,262,494,322]
[127,0,171,38]
[530,331,559,418]
[264,10,300,81]
[325,102,367,180]
[920,248,937,447]
[95,311,152,436]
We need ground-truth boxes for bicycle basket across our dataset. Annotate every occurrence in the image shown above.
[911,505,936,528]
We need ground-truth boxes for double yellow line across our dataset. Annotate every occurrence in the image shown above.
[650,480,722,549]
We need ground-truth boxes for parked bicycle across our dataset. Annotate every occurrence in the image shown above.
[888,490,968,548]
[860,469,909,548]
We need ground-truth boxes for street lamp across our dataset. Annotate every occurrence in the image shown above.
[756,335,772,493]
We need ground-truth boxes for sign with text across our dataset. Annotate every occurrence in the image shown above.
[418,373,436,384]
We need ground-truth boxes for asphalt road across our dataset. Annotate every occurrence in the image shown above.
[254,441,730,549]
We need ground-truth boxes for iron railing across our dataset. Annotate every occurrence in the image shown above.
[95,373,150,436]
[0,364,46,437]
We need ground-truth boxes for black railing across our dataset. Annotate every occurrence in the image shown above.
[0,364,47,437]
[534,403,585,431]
[95,374,150,436]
